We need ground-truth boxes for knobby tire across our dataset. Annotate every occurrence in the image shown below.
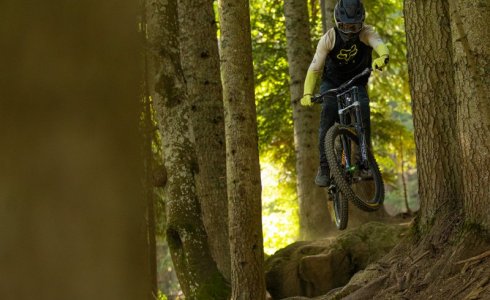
[331,186,348,230]
[325,124,384,212]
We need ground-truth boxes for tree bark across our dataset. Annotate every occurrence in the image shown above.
[447,0,490,228]
[405,0,489,231]
[404,0,463,229]
[177,0,231,281]
[142,2,159,297]
[218,0,266,298]
[284,0,333,240]
[147,0,229,298]
[320,0,335,33]
[400,141,411,214]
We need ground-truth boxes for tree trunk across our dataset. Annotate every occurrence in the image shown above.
[147,0,229,298]
[177,0,231,281]
[400,141,411,214]
[405,0,489,230]
[284,0,333,240]
[310,0,319,30]
[217,0,266,298]
[144,45,159,300]
[404,0,463,230]
[0,1,149,298]
[142,2,159,297]
[447,0,490,228]
[320,0,335,33]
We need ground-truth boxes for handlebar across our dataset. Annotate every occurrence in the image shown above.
[311,68,372,103]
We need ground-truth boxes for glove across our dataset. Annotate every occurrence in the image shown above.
[301,94,312,106]
[372,55,389,70]
[372,44,390,70]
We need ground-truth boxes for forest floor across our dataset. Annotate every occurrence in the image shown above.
[325,217,489,299]
[282,215,490,300]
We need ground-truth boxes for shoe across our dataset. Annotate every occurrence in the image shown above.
[315,167,330,187]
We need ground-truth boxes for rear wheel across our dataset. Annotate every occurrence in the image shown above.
[329,182,348,230]
[325,124,384,212]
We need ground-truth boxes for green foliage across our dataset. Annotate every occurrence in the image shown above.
[156,238,182,297]
[251,0,303,254]
[252,0,418,178]
[309,0,324,45]
[363,0,416,175]
[251,0,296,171]
[157,291,168,300]
[384,172,419,213]
[363,0,419,213]
[261,155,299,254]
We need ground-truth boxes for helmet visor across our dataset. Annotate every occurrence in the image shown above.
[337,22,363,34]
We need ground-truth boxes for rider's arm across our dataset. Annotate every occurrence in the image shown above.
[301,29,335,106]
[360,25,389,70]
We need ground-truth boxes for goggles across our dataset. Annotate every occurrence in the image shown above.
[337,22,363,34]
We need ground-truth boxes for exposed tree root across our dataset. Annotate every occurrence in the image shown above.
[325,217,490,300]
[274,217,489,300]
[342,275,387,300]
[455,250,490,265]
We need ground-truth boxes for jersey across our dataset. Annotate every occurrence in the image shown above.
[308,25,384,86]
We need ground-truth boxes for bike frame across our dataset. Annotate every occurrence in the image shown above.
[312,67,373,176]
[336,86,369,174]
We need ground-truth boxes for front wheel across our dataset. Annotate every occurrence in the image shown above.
[325,124,384,212]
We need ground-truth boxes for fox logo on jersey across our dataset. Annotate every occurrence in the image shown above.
[336,44,358,62]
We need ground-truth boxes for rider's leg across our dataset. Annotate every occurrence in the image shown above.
[316,81,339,187]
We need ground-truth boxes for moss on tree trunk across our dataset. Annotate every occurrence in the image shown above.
[147,0,229,298]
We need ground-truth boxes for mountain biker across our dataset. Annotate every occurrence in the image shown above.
[300,0,389,187]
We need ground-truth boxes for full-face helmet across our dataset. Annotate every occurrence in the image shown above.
[334,0,365,41]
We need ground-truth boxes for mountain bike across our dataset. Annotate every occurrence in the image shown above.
[312,68,384,230]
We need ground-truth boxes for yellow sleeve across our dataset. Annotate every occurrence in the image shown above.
[303,70,320,96]
[374,43,389,58]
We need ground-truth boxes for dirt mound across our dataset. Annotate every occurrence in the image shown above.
[272,216,490,300]
[289,218,490,300]
[330,223,490,299]
[265,222,408,299]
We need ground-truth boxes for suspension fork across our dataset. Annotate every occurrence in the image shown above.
[351,87,369,165]
[337,87,369,171]
[337,95,354,172]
